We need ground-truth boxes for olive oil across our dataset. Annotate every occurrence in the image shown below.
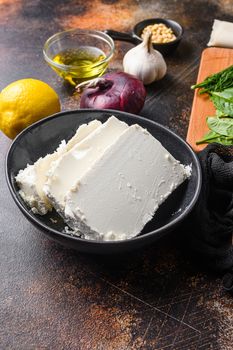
[52,46,107,85]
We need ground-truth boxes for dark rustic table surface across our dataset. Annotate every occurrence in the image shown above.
[1,1,233,349]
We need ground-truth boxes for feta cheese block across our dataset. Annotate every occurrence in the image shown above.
[64,124,191,241]
[44,116,129,216]
[15,119,101,214]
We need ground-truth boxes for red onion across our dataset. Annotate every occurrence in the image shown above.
[78,72,146,114]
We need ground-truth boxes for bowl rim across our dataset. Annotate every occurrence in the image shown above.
[43,29,115,70]
[6,109,202,246]
[134,17,184,47]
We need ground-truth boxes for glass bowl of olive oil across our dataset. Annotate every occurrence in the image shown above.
[43,29,115,86]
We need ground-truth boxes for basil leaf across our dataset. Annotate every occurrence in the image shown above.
[216,137,233,145]
[210,135,233,145]
[216,109,233,118]
[196,131,233,145]
[210,88,233,117]
[207,117,233,137]
[212,87,233,100]
[196,130,219,145]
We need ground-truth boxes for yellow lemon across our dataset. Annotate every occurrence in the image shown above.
[0,79,61,139]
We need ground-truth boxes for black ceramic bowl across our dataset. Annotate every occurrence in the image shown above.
[6,109,201,254]
[105,18,183,55]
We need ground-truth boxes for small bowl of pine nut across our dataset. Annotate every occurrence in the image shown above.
[136,18,183,55]
[141,23,177,44]
[105,18,183,55]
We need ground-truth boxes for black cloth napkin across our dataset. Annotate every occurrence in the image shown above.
[184,143,233,292]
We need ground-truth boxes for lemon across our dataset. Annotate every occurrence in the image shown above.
[0,79,61,139]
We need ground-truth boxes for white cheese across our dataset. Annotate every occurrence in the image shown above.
[16,115,192,242]
[15,120,101,214]
[16,163,46,215]
[44,116,129,215]
[64,124,190,241]
[207,19,233,48]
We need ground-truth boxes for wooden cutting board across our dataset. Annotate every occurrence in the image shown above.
[186,47,233,152]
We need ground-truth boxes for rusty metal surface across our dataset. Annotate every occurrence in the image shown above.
[0,0,233,349]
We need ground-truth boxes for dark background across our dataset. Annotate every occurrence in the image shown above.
[0,0,233,349]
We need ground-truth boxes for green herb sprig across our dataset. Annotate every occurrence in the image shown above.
[191,65,233,94]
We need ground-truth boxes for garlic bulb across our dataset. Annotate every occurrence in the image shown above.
[123,31,167,85]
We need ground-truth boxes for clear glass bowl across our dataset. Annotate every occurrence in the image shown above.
[43,29,115,86]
